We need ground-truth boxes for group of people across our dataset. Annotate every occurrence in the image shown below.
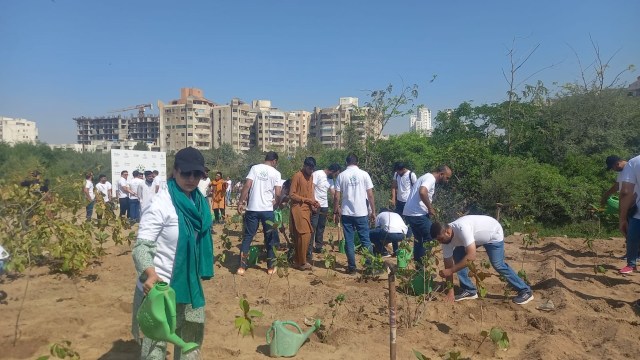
[130,147,537,359]
[83,169,166,222]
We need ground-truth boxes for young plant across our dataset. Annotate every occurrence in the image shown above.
[519,216,539,279]
[467,260,491,298]
[322,248,336,277]
[359,247,385,280]
[477,327,510,352]
[234,298,263,338]
[36,340,80,360]
[328,293,346,331]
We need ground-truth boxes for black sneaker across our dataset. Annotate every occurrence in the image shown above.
[513,290,534,305]
[454,290,478,302]
[346,268,358,276]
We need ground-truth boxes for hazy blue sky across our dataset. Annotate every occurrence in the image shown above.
[1,0,638,144]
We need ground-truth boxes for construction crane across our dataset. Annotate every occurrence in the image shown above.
[108,103,153,118]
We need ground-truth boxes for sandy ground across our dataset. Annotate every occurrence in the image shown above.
[2,212,640,360]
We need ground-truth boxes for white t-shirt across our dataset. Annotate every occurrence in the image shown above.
[335,165,374,217]
[246,163,282,212]
[403,173,436,217]
[441,215,504,258]
[313,169,333,208]
[128,177,144,200]
[136,188,180,290]
[376,211,408,234]
[138,181,157,213]
[617,164,634,191]
[96,182,112,202]
[85,179,95,201]
[394,171,417,202]
[152,175,167,192]
[226,180,232,193]
[117,177,130,199]
[198,177,211,197]
[622,155,640,220]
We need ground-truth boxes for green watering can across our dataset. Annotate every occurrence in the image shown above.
[137,282,199,355]
[606,195,619,215]
[338,239,346,254]
[410,270,434,295]
[396,247,413,269]
[266,319,321,357]
[248,245,260,266]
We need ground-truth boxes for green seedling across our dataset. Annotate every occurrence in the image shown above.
[359,247,385,280]
[235,298,263,338]
[322,249,336,277]
[467,261,491,298]
[36,340,80,360]
[412,349,432,360]
[477,327,510,352]
[328,293,346,330]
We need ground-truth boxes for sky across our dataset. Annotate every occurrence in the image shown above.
[0,0,638,144]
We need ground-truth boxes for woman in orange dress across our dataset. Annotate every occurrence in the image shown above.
[289,157,320,270]
[210,172,228,223]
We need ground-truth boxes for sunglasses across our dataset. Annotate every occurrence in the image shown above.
[179,170,205,179]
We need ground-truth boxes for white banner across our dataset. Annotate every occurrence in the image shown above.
[110,149,167,196]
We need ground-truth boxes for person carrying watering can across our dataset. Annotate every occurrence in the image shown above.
[431,215,534,305]
[131,146,214,359]
[370,208,408,257]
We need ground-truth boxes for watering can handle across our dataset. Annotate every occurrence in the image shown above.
[280,321,304,334]
[266,325,275,345]
[164,291,176,333]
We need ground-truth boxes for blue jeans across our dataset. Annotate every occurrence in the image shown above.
[341,215,373,271]
[370,228,404,255]
[86,201,94,221]
[307,207,329,259]
[406,215,432,262]
[454,242,530,294]
[625,218,640,266]
[129,199,141,222]
[226,191,232,205]
[241,211,279,269]
[119,197,129,217]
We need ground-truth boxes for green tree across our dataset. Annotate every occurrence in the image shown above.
[133,141,149,151]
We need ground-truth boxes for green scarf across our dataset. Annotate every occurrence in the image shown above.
[167,178,214,308]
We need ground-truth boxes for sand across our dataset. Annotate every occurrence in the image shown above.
[1,214,639,360]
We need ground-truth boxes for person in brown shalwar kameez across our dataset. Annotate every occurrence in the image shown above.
[289,157,320,270]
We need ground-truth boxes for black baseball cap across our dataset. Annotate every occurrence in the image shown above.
[175,147,206,173]
[605,155,622,170]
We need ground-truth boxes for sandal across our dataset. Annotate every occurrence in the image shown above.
[267,267,277,275]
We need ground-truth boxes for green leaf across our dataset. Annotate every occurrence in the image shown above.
[36,356,50,360]
[489,327,510,350]
[247,309,263,318]
[240,298,250,314]
[239,320,251,337]
[412,349,431,360]
[234,317,245,329]
[478,287,488,298]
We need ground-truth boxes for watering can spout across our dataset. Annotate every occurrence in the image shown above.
[266,319,321,357]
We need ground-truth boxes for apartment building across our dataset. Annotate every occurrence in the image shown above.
[73,114,160,149]
[309,97,359,149]
[286,110,310,152]
[253,100,287,153]
[158,88,215,153]
[0,117,38,144]
[212,98,256,152]
[409,106,433,136]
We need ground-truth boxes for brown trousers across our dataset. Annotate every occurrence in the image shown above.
[294,232,312,266]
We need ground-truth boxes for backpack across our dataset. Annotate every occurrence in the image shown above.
[396,171,415,188]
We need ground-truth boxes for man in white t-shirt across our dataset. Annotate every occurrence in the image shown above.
[117,170,132,217]
[431,215,534,305]
[333,154,376,275]
[618,154,640,274]
[152,170,166,193]
[138,171,157,215]
[391,162,417,216]
[237,151,282,275]
[83,172,95,221]
[95,174,113,219]
[225,177,233,205]
[601,155,631,206]
[403,165,452,263]
[197,168,211,197]
[128,170,145,223]
[308,163,342,258]
[370,208,408,257]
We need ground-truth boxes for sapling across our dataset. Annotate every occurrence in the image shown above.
[36,340,80,360]
[322,248,336,278]
[476,327,510,353]
[235,298,263,338]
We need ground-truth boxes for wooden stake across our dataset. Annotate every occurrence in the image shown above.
[387,262,397,360]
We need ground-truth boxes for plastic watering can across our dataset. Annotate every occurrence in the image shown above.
[266,319,321,357]
[606,195,619,215]
[396,247,413,269]
[248,245,260,266]
[136,282,199,355]
[410,270,434,295]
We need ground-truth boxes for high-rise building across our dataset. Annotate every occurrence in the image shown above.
[309,97,381,149]
[286,110,310,152]
[410,106,433,136]
[158,88,215,152]
[73,111,160,150]
[0,117,38,145]
[212,98,256,153]
[254,100,287,153]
